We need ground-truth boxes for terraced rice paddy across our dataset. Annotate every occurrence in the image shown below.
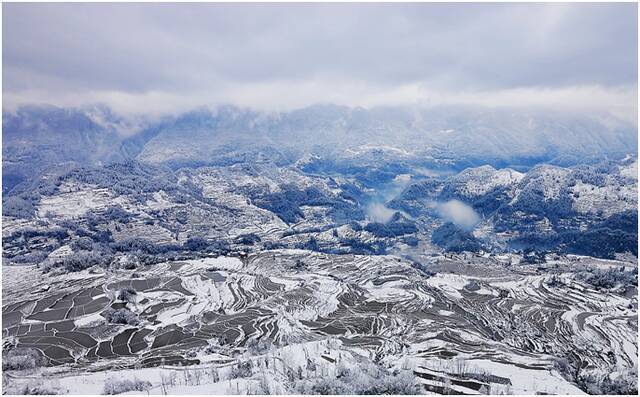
[2,250,637,394]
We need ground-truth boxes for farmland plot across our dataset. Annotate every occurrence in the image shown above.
[2,250,636,394]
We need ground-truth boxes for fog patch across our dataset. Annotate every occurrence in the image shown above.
[394,174,412,184]
[366,203,397,223]
[365,174,414,223]
[435,199,480,230]
[415,168,456,178]
[375,173,412,201]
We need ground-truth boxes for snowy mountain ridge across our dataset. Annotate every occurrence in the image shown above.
[3,104,637,195]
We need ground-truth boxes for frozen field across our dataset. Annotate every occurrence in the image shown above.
[2,250,636,394]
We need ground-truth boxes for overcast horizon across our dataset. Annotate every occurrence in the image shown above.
[3,2,638,122]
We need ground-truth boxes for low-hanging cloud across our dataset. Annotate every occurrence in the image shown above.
[435,200,480,230]
[2,3,637,121]
[379,174,412,201]
[366,203,397,224]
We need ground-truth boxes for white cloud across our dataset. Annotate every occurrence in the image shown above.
[435,200,480,230]
[4,83,636,125]
[366,203,397,223]
[2,2,637,121]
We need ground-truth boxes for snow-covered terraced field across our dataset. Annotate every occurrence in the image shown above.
[2,250,636,394]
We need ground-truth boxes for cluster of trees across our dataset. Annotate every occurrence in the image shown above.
[464,186,513,217]
[62,161,177,197]
[234,233,261,245]
[364,219,417,238]
[576,369,638,395]
[363,212,418,239]
[554,355,637,395]
[263,241,286,250]
[117,288,137,302]
[431,222,482,253]
[113,236,227,256]
[5,227,69,243]
[244,338,274,355]
[337,238,387,255]
[229,361,255,379]
[386,160,637,259]
[504,209,638,259]
[182,236,209,251]
[508,233,558,254]
[403,235,419,247]
[64,219,114,245]
[509,210,638,259]
[6,250,49,265]
[2,166,68,218]
[569,210,639,258]
[567,162,620,188]
[291,363,420,395]
[598,210,638,233]
[337,181,366,205]
[111,237,178,255]
[2,347,46,371]
[295,236,321,252]
[300,157,413,189]
[252,185,316,223]
[85,205,134,227]
[506,183,574,222]
[286,234,390,255]
[282,227,324,237]
[42,250,114,273]
[103,377,152,395]
[3,160,183,220]
[521,249,547,264]
[252,184,363,224]
[103,308,140,326]
[3,226,71,264]
[560,228,637,259]
[575,267,637,291]
[2,196,36,218]
[31,232,237,273]
[282,232,390,255]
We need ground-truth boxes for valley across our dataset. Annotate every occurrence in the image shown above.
[3,2,638,395]
[2,105,638,395]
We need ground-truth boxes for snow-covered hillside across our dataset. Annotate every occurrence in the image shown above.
[2,251,636,395]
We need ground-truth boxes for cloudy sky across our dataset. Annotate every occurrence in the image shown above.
[2,2,638,120]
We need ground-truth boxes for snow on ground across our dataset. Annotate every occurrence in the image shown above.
[181,256,244,272]
[453,165,523,197]
[425,273,469,299]
[619,160,638,179]
[2,251,636,395]
[37,184,116,218]
[463,359,585,395]
[145,191,178,210]
[21,340,350,395]
[364,279,418,302]
[571,180,636,216]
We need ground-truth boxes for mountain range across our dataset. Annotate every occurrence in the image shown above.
[3,104,637,193]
